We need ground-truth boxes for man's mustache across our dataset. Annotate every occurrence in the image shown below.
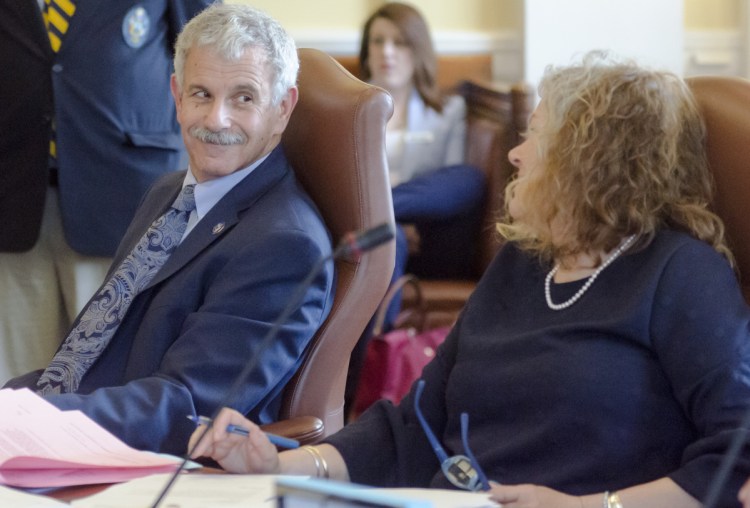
[189,127,246,146]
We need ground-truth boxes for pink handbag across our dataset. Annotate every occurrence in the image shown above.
[354,275,451,415]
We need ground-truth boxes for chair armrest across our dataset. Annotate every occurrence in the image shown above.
[261,416,325,446]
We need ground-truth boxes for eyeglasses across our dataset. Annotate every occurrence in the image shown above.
[413,379,490,491]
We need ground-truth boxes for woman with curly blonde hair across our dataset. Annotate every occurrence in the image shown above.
[190,53,750,508]
[501,51,732,268]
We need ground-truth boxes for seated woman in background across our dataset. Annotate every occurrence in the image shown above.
[189,52,750,508]
[344,1,486,416]
[361,1,485,323]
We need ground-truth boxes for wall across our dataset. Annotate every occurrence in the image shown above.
[227,0,519,59]
[523,0,684,91]
[685,0,740,29]
[227,0,748,79]
[230,0,519,31]
[230,0,734,31]
[683,0,746,77]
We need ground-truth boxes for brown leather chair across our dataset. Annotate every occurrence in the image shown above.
[261,48,395,444]
[687,76,750,303]
[400,80,534,329]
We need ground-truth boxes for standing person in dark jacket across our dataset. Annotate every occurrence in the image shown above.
[0,0,213,384]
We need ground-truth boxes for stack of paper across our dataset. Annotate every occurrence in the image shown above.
[67,474,498,508]
[0,388,182,488]
[277,477,498,508]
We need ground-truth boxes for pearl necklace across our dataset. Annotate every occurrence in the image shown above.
[545,235,637,311]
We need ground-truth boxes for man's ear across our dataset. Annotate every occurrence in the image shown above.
[274,86,299,135]
[170,74,183,116]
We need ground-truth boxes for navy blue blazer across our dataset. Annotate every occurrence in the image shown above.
[6,147,335,454]
[0,0,212,255]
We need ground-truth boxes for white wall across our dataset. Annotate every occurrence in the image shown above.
[522,0,684,91]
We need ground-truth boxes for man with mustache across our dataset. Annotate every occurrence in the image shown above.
[4,4,335,456]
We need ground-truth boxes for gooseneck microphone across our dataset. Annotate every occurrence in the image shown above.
[337,223,395,261]
[150,222,395,508]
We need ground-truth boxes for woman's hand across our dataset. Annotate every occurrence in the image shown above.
[488,482,582,508]
[188,407,279,474]
[739,477,750,508]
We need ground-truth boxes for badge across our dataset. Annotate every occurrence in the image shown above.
[212,223,225,235]
[122,5,150,49]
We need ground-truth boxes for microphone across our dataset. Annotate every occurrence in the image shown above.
[337,223,396,261]
[150,222,395,508]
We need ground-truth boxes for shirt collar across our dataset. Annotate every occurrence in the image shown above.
[183,153,271,221]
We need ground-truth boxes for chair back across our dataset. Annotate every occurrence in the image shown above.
[334,54,493,93]
[276,48,395,440]
[399,80,533,329]
[687,76,750,303]
[459,80,533,276]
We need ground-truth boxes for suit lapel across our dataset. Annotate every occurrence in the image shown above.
[5,0,53,60]
[146,148,291,289]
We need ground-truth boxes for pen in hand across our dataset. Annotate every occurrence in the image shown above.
[187,415,300,449]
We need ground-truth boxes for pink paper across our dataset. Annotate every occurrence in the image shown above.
[0,389,182,488]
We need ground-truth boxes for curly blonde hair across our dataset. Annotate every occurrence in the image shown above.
[499,52,732,266]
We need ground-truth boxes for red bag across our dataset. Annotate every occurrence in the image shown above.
[353,275,451,415]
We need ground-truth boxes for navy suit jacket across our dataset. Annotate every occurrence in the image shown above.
[0,0,212,255]
[6,147,335,454]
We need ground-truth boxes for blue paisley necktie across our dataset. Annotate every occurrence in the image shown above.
[36,184,197,395]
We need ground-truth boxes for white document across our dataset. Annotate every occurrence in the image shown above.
[0,484,67,507]
[70,472,281,507]
[375,488,497,508]
[277,477,497,508]
[0,387,61,417]
[71,473,499,508]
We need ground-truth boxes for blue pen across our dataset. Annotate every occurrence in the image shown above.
[187,415,300,449]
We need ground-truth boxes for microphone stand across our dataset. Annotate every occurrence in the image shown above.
[150,223,394,507]
[702,404,750,508]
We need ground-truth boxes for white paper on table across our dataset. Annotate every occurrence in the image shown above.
[0,409,178,468]
[0,483,68,507]
[276,477,498,508]
[0,388,61,418]
[70,472,283,507]
[71,473,501,508]
[375,488,498,508]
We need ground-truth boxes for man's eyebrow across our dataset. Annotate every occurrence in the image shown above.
[229,82,261,95]
[184,82,262,95]
[185,82,208,93]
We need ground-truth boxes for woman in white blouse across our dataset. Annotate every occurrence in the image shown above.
[358,1,485,325]
[344,3,487,414]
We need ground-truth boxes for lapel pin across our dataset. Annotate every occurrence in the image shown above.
[212,223,225,235]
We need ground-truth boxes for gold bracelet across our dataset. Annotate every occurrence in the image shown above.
[606,491,623,508]
[301,445,329,479]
